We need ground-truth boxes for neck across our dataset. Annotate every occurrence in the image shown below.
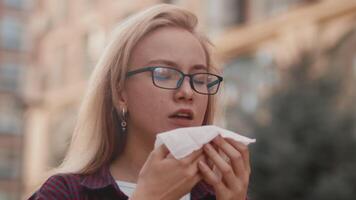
[110,127,154,183]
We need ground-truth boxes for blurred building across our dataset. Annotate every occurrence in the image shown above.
[0,0,30,199]
[22,0,356,198]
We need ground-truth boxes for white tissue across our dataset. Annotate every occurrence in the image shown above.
[154,125,256,159]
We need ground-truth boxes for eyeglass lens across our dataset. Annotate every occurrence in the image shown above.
[152,67,220,94]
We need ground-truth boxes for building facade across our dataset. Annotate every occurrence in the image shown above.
[0,0,30,199]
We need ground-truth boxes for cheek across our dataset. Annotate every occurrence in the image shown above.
[197,96,209,122]
[127,87,151,113]
[126,83,170,125]
[127,83,167,109]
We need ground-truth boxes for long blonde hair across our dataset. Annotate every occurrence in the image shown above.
[53,4,219,176]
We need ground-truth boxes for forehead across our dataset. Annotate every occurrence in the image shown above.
[129,26,207,70]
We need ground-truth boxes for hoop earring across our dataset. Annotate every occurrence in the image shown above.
[121,107,127,133]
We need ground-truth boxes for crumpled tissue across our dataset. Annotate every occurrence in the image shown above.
[154,125,256,159]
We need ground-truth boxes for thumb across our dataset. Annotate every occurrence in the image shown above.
[154,144,170,159]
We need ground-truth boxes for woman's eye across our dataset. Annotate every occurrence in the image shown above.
[193,79,206,85]
[155,71,172,79]
[193,75,208,85]
[155,73,171,80]
[154,69,174,80]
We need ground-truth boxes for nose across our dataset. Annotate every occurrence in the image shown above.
[174,76,194,102]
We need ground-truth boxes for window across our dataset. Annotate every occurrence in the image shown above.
[0,63,23,92]
[0,16,24,50]
[0,96,22,135]
[208,0,248,34]
[235,0,248,24]
[4,0,25,9]
[0,148,20,179]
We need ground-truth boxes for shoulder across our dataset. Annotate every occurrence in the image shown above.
[28,173,83,200]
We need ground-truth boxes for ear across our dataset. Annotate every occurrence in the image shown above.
[113,87,128,111]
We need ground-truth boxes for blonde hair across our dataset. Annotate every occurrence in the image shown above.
[52,4,219,176]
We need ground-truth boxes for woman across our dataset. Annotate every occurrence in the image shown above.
[29,4,250,200]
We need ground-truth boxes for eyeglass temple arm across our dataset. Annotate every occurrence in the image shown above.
[126,67,155,77]
[207,77,223,88]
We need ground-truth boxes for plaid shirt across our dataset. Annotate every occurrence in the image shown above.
[28,165,216,200]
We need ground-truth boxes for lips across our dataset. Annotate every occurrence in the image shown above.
[168,109,194,120]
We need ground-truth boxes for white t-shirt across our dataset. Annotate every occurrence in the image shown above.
[116,180,191,200]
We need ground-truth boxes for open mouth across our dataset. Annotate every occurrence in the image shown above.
[169,109,194,120]
[169,113,193,120]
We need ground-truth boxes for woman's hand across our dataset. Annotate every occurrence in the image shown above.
[131,145,205,200]
[198,136,250,200]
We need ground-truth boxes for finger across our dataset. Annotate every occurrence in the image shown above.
[166,153,174,159]
[182,154,206,182]
[196,154,206,163]
[154,144,170,159]
[191,173,202,186]
[207,158,214,169]
[203,143,237,188]
[225,138,251,173]
[191,154,207,169]
[204,140,215,168]
[186,155,205,178]
[198,160,227,196]
[212,136,246,178]
[181,148,203,164]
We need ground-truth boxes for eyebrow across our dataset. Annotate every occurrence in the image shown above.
[146,59,208,71]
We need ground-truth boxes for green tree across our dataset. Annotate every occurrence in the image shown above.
[249,38,356,200]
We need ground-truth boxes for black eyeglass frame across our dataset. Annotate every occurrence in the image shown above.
[126,66,223,95]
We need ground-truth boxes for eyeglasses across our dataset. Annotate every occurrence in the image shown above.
[126,66,223,95]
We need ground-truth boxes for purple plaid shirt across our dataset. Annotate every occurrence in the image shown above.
[28,165,216,200]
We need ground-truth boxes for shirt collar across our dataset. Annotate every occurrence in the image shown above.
[79,165,214,198]
[80,165,117,190]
